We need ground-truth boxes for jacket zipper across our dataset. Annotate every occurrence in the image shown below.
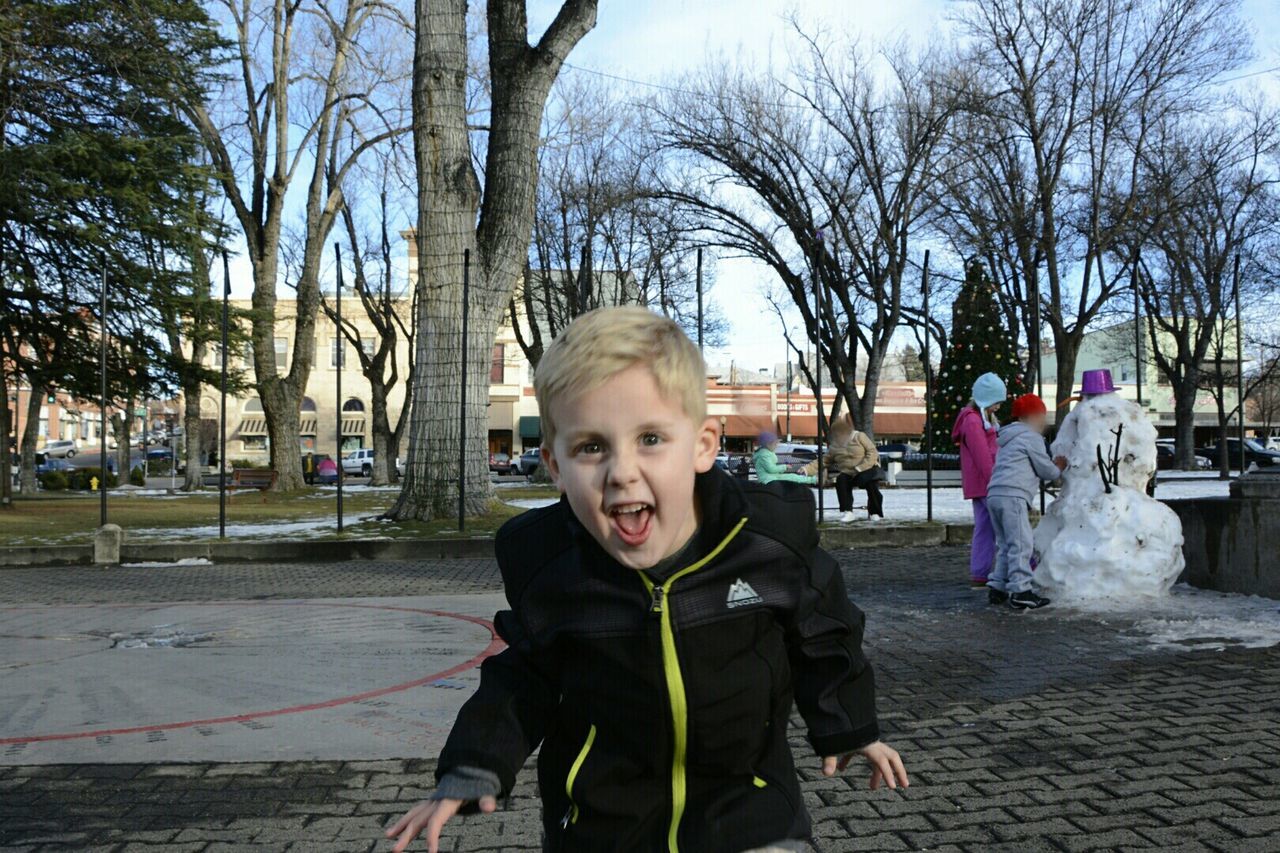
[561,723,597,829]
[639,517,748,853]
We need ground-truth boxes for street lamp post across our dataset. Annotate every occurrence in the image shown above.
[922,250,933,524]
[219,251,230,539]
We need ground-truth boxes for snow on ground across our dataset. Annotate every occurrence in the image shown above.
[501,478,1230,522]
[128,518,343,540]
[1057,584,1280,652]
[119,557,214,568]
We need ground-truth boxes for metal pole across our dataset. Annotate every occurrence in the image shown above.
[219,251,230,539]
[100,262,108,526]
[922,250,933,524]
[1033,267,1045,515]
[459,249,470,533]
[785,360,792,441]
[334,242,344,533]
[696,247,704,353]
[1234,253,1246,474]
[1132,249,1143,410]
[813,231,824,524]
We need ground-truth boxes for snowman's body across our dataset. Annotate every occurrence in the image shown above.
[1034,394,1184,601]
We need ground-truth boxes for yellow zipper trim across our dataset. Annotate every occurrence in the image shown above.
[564,724,597,825]
[752,776,767,789]
[639,517,749,853]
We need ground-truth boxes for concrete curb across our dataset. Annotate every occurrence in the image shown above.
[0,523,975,568]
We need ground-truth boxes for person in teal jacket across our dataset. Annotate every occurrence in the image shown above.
[753,431,819,485]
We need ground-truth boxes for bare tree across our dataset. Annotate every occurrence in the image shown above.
[321,162,416,486]
[389,0,597,521]
[182,0,410,489]
[511,76,723,369]
[950,0,1251,412]
[652,33,955,437]
[1123,105,1280,469]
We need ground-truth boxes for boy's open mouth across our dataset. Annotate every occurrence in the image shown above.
[609,502,654,547]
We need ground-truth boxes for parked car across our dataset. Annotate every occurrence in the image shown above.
[489,452,514,474]
[341,448,376,477]
[1196,438,1280,470]
[43,439,77,458]
[1154,443,1213,470]
[146,446,173,461]
[517,447,542,475]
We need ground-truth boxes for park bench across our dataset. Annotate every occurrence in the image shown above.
[227,468,277,491]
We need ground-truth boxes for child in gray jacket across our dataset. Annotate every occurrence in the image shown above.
[987,394,1067,610]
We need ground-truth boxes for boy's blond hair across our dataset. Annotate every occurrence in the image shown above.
[534,306,707,445]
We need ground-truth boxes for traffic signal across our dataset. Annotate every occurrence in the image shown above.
[46,393,55,404]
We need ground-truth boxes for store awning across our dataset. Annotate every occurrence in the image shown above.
[298,417,318,435]
[341,416,366,435]
[237,417,268,437]
[721,414,778,437]
[518,416,541,439]
[780,415,818,439]
[873,412,925,437]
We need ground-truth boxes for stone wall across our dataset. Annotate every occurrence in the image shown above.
[1166,496,1280,598]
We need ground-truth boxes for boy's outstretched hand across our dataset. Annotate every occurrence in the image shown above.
[822,741,909,791]
[386,796,497,852]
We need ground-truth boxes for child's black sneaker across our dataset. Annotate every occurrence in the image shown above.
[1008,590,1050,610]
[987,588,1008,605]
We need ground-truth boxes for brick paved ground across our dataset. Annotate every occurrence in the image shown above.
[4,547,1280,852]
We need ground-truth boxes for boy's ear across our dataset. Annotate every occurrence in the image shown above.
[540,443,561,484]
[692,416,719,473]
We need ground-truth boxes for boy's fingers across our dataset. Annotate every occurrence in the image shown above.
[869,766,882,790]
[874,756,897,789]
[836,754,853,771]
[478,795,498,813]
[821,756,837,776]
[891,752,910,788]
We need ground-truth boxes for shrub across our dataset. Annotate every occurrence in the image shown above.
[529,461,554,484]
[39,470,68,491]
[69,467,119,490]
[129,465,146,486]
[230,457,272,470]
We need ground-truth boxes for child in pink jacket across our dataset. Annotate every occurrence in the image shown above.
[952,373,1006,586]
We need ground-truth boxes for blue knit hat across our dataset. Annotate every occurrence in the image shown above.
[757,430,778,447]
[972,373,1007,409]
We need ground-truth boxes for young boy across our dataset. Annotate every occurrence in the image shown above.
[985,393,1067,611]
[387,307,906,853]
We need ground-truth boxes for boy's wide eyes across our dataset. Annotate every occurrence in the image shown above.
[572,433,663,455]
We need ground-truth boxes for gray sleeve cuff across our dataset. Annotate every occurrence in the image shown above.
[430,765,503,803]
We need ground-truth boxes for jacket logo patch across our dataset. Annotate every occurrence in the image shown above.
[726,578,763,608]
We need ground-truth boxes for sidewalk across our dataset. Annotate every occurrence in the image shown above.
[3,548,1279,850]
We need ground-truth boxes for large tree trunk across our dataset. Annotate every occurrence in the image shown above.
[112,405,132,483]
[369,386,395,486]
[1172,382,1198,471]
[390,0,597,521]
[181,385,203,491]
[17,390,39,494]
[1051,331,1081,418]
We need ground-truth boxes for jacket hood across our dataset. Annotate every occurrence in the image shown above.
[998,421,1033,448]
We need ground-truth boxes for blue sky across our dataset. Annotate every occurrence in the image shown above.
[228,0,1280,372]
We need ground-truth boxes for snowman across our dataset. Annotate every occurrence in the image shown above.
[1033,369,1185,602]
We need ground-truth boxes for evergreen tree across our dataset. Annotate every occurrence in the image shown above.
[925,262,1028,451]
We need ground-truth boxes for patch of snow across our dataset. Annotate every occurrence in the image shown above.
[1063,584,1280,651]
[120,557,214,568]
[129,518,339,540]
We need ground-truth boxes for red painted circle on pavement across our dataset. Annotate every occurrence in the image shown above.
[0,601,504,746]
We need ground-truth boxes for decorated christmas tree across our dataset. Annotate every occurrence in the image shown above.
[924,261,1028,451]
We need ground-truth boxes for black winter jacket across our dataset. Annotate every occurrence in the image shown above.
[436,469,880,852]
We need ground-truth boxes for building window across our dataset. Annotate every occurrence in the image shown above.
[243,341,254,367]
[490,344,505,383]
[300,396,317,413]
[330,337,346,368]
[360,338,374,360]
[342,398,365,413]
[243,397,264,413]
[274,337,288,371]
[242,436,268,452]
